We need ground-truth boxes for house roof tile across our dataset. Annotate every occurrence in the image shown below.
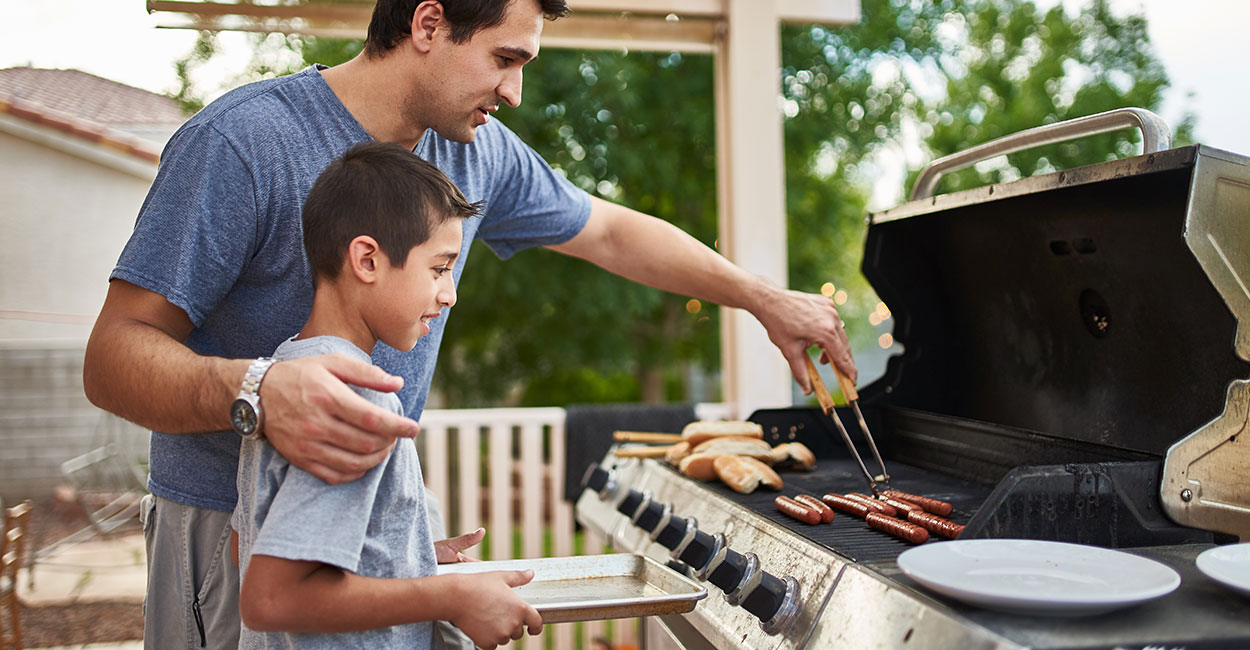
[0,67,189,163]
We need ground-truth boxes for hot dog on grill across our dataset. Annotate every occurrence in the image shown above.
[866,512,930,544]
[775,496,821,525]
[844,493,898,517]
[821,494,870,518]
[882,490,954,517]
[882,497,921,514]
[906,509,965,539]
[793,494,835,523]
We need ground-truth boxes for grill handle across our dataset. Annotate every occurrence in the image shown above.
[909,107,1171,201]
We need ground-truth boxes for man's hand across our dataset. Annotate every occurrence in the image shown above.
[450,570,543,649]
[752,286,858,392]
[261,354,419,484]
[436,528,485,563]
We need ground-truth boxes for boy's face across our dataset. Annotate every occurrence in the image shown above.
[412,0,543,143]
[370,218,463,352]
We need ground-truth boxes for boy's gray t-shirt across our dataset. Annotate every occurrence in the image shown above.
[234,335,437,650]
[113,65,591,512]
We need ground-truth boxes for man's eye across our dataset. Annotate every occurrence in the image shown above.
[498,56,512,66]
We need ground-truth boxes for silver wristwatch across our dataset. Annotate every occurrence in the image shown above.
[230,357,276,440]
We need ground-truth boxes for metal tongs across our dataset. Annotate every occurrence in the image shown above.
[804,352,891,496]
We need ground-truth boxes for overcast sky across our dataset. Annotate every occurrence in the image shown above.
[2,0,1246,156]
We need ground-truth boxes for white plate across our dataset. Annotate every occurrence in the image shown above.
[897,539,1181,616]
[1196,543,1250,597]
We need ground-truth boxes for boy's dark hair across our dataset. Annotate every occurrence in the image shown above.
[303,141,481,283]
[364,0,571,57]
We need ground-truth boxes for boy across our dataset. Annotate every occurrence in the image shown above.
[232,141,543,650]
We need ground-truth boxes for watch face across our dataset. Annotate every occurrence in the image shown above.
[231,398,258,435]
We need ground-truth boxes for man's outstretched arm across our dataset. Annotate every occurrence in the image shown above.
[83,279,418,483]
[547,196,857,391]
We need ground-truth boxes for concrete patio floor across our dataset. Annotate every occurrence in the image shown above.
[18,531,145,650]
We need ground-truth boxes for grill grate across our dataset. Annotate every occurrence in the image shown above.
[656,458,992,567]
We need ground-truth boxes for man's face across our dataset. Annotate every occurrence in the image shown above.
[413,0,544,143]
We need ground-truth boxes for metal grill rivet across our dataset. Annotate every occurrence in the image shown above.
[1181,488,1193,502]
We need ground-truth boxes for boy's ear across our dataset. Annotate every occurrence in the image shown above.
[410,0,443,54]
[347,235,383,282]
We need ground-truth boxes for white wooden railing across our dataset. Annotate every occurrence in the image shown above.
[418,404,732,650]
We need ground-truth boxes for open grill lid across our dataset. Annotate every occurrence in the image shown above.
[857,109,1250,538]
[861,139,1250,458]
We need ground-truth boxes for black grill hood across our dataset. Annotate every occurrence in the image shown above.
[861,145,1250,459]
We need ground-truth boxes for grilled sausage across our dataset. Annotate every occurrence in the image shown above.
[775,496,822,525]
[821,493,870,518]
[866,512,930,544]
[882,490,954,517]
[906,509,965,539]
[882,497,921,514]
[845,493,898,517]
[793,494,835,523]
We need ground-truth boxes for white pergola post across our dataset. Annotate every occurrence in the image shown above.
[715,2,789,417]
[147,0,860,417]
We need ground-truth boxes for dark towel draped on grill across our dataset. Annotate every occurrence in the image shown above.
[563,403,696,503]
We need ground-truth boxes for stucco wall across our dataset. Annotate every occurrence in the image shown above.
[0,122,155,340]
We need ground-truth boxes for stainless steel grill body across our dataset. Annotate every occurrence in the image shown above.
[577,122,1250,648]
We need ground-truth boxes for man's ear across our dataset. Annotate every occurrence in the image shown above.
[347,235,383,282]
[410,0,444,54]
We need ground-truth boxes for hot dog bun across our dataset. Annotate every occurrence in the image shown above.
[678,452,721,480]
[681,420,763,447]
[691,436,773,462]
[770,442,816,470]
[713,455,784,494]
[665,441,691,465]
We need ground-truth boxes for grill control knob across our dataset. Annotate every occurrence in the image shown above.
[616,489,644,518]
[707,547,753,595]
[678,529,721,575]
[666,559,691,576]
[581,465,610,492]
[635,500,667,533]
[654,515,690,551]
[745,572,801,636]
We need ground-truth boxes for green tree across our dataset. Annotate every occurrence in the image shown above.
[172,0,1185,407]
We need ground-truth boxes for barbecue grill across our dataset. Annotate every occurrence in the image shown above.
[575,109,1250,650]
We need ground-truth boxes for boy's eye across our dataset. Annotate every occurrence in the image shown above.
[434,266,451,276]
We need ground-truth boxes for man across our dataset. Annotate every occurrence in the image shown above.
[83,1,856,648]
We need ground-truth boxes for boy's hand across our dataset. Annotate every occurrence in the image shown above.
[436,527,485,563]
[262,354,420,484]
[450,570,543,649]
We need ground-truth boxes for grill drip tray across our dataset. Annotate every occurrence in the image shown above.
[577,456,1250,649]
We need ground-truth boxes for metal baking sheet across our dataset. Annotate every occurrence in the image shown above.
[436,553,707,623]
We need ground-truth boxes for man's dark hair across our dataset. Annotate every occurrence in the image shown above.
[302,141,481,283]
[364,0,571,57]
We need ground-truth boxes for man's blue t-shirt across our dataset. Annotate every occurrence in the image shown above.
[113,66,591,512]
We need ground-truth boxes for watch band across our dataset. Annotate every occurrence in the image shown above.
[239,357,276,399]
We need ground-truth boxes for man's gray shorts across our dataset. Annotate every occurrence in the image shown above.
[141,492,474,649]
[141,494,239,650]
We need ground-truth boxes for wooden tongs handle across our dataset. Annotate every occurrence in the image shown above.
[804,355,836,414]
[831,363,859,402]
[613,446,672,458]
[613,431,682,444]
